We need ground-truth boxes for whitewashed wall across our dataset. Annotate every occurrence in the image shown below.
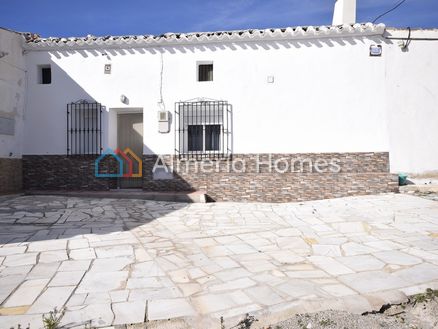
[23,35,389,158]
[22,29,438,174]
[385,29,438,175]
[0,28,26,158]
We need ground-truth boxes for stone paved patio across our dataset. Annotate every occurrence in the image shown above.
[0,194,438,328]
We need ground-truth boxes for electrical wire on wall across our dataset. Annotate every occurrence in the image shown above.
[158,50,165,111]
[372,0,408,24]
[401,27,412,50]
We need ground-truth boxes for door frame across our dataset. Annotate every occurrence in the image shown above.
[108,108,144,189]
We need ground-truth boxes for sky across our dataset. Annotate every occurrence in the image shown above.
[1,0,437,37]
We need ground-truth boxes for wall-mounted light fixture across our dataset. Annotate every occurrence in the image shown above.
[120,95,129,104]
[0,51,9,58]
[369,45,382,57]
[104,64,112,74]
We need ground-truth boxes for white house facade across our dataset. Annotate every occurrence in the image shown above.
[0,2,437,201]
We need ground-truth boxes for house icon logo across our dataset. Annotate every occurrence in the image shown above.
[95,148,142,178]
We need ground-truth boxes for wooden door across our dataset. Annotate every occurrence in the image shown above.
[117,113,143,188]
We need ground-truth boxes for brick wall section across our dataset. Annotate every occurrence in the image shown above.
[142,153,398,202]
[0,158,22,194]
[23,155,118,190]
[22,152,398,202]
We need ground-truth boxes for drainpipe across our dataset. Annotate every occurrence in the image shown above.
[332,0,357,25]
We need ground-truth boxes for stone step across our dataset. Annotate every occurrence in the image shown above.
[25,189,207,203]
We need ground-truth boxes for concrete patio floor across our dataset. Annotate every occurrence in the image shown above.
[0,194,438,328]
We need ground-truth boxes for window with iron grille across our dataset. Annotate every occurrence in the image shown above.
[175,101,232,159]
[67,101,102,155]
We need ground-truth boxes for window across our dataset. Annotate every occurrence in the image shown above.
[38,65,52,84]
[188,125,203,151]
[198,63,213,82]
[188,124,221,152]
[67,102,102,155]
[175,101,232,159]
[205,125,221,151]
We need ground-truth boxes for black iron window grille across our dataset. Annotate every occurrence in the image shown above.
[67,101,102,155]
[175,100,232,159]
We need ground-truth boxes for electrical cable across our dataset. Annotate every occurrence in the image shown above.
[402,26,412,49]
[158,51,165,110]
[372,0,408,24]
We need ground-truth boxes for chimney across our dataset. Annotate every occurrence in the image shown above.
[332,0,356,25]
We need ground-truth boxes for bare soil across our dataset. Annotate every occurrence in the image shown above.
[270,289,438,329]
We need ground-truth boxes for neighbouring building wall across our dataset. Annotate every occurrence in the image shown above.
[0,28,25,193]
[385,28,438,175]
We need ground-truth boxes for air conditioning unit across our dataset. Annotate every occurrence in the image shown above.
[158,111,170,133]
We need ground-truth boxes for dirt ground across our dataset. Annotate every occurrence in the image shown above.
[270,289,438,329]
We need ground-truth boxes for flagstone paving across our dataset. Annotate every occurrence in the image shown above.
[0,194,437,328]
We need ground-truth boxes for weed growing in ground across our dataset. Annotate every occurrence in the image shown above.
[412,288,438,305]
[42,308,65,329]
[319,318,335,327]
[236,313,258,328]
[220,313,258,329]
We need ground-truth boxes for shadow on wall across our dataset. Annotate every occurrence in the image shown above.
[22,57,199,195]
[48,36,393,59]
[23,38,398,203]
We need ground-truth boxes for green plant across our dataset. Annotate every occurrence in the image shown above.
[319,318,335,327]
[412,288,438,305]
[42,308,65,329]
[236,313,257,329]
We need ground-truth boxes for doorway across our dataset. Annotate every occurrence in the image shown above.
[117,112,143,188]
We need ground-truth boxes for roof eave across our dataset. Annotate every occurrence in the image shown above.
[22,23,386,51]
